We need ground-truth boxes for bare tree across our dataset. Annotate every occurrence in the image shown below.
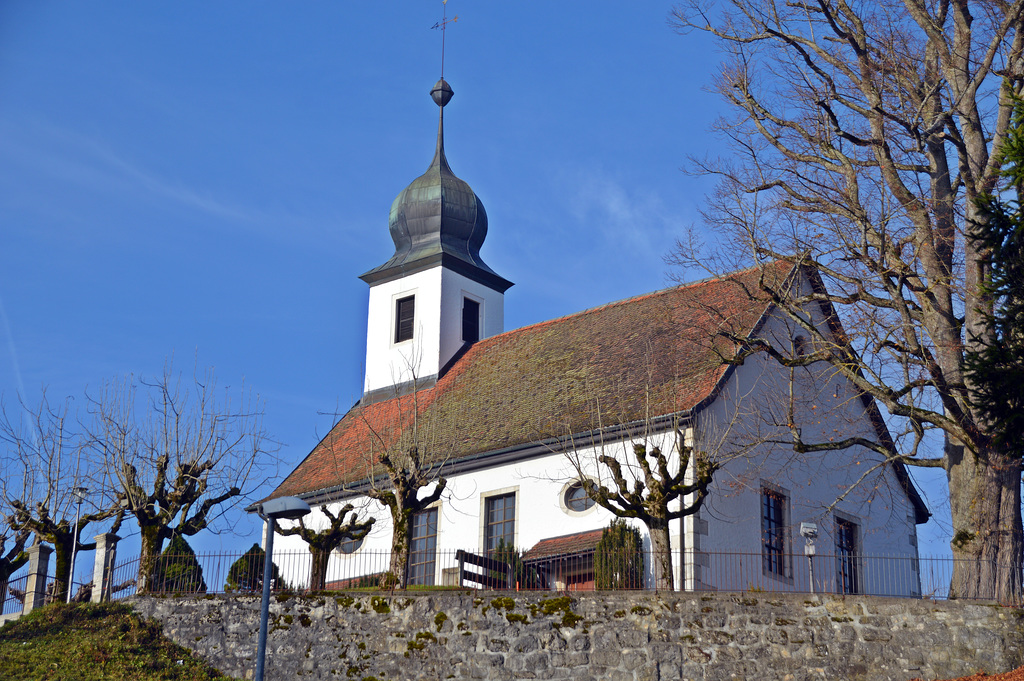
[0,450,31,602]
[88,367,275,594]
[670,0,1024,600]
[276,503,374,591]
[0,525,30,607]
[0,394,118,602]
[559,371,769,591]
[348,366,457,589]
[362,416,448,589]
[570,424,716,591]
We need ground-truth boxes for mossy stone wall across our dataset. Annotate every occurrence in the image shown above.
[131,591,1024,681]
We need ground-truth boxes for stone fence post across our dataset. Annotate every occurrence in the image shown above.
[23,543,52,615]
[91,533,120,603]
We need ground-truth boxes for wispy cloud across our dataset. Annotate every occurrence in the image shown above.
[0,117,273,225]
[561,167,685,265]
[0,291,29,403]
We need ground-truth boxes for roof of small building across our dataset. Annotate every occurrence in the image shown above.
[523,529,605,561]
[271,261,798,501]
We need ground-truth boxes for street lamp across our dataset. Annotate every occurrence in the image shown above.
[67,486,89,604]
[251,496,310,681]
[800,522,818,595]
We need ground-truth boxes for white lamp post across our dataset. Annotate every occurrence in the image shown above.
[66,486,89,604]
[800,522,818,594]
[251,496,310,681]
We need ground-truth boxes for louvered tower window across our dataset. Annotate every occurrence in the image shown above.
[395,296,415,343]
[462,298,480,343]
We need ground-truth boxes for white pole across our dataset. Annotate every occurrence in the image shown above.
[67,499,81,603]
[67,486,88,604]
[255,517,275,681]
[249,496,310,681]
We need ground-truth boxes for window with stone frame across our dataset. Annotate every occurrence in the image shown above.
[484,492,516,555]
[408,507,438,585]
[835,516,859,594]
[761,487,787,576]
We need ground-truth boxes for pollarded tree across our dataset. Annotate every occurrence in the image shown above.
[571,424,716,591]
[670,0,1024,601]
[88,366,276,594]
[0,394,119,602]
[352,368,456,589]
[275,503,374,591]
[0,527,30,605]
[364,442,446,589]
[0,452,31,601]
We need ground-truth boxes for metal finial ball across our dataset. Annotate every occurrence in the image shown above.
[431,78,454,107]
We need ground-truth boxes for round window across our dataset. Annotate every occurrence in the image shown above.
[564,482,595,512]
[338,535,365,555]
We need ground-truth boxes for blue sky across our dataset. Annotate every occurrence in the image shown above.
[0,2,950,559]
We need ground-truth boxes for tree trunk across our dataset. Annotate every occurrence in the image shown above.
[648,521,674,591]
[310,547,329,592]
[386,513,410,589]
[136,524,165,594]
[51,535,73,603]
[947,445,1023,603]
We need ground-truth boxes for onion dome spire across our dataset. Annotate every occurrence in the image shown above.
[360,79,512,293]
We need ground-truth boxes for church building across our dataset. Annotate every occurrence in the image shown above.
[268,78,928,595]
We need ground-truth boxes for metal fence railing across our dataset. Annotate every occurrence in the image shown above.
[88,548,1019,603]
[1,559,94,616]
[3,547,1018,612]
[2,573,30,617]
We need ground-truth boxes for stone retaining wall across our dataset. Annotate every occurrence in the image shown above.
[131,591,1024,681]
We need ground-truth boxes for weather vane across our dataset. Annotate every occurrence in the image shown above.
[431,0,457,79]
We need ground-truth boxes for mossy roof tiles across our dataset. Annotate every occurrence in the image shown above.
[523,529,605,560]
[271,262,793,500]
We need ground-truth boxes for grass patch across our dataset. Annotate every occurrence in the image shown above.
[0,602,238,680]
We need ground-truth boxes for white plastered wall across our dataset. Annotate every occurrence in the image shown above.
[273,430,689,590]
[690,273,921,595]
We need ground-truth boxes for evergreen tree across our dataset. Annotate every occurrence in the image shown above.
[595,519,643,590]
[490,540,541,590]
[967,98,1024,453]
[152,535,207,594]
[224,543,286,593]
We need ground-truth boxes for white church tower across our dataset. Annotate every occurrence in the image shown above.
[359,79,513,400]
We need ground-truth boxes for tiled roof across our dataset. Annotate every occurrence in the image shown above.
[271,262,794,500]
[523,529,605,560]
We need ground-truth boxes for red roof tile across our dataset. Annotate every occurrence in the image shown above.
[270,262,794,500]
[523,529,605,560]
